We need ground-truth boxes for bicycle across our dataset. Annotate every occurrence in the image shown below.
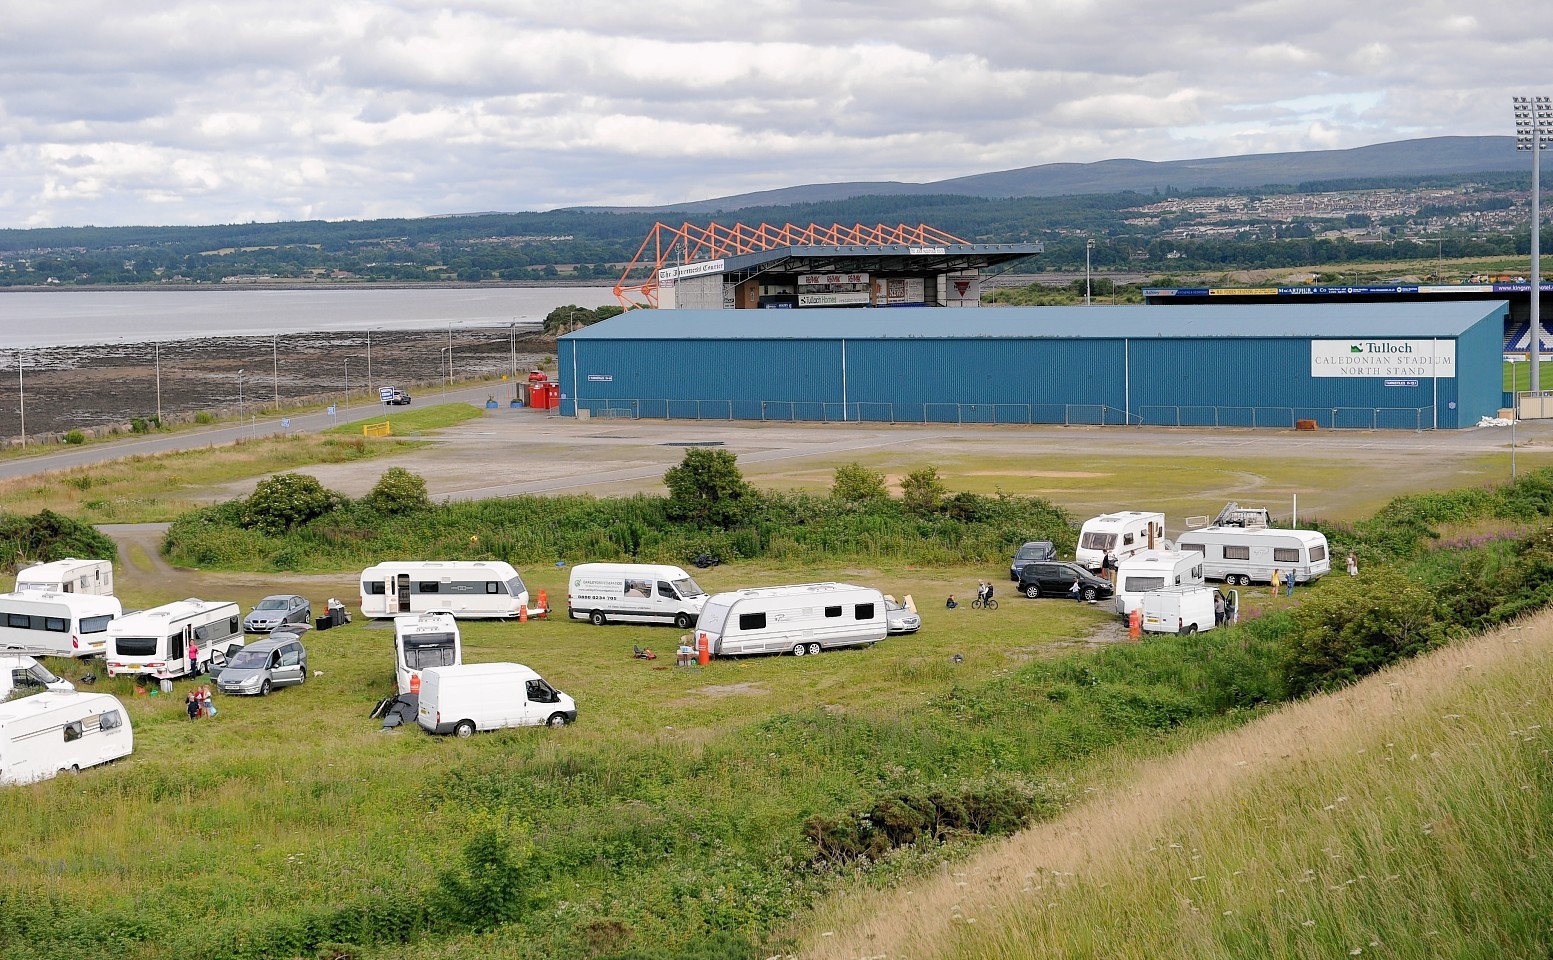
[970,596,998,610]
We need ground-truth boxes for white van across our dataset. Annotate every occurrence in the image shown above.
[0,655,74,702]
[0,692,133,785]
[394,613,461,696]
[0,592,122,658]
[567,563,707,628]
[1113,551,1205,616]
[694,583,887,658]
[1141,585,1237,635]
[13,558,114,596]
[1075,511,1167,572]
[360,561,533,619]
[417,662,577,736]
[105,599,244,679]
[1176,527,1331,586]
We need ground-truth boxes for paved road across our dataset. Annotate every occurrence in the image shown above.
[0,382,500,481]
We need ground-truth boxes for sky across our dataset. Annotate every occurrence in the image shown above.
[2,0,1549,229]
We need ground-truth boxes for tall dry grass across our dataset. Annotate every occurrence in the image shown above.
[800,612,1553,959]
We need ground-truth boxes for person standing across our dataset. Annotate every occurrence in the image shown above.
[1285,569,1295,597]
[1104,550,1118,583]
[1070,578,1082,602]
[1270,567,1282,597]
[1346,552,1359,577]
[187,635,199,675]
[1213,590,1226,626]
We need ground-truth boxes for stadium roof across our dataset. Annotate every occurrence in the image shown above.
[564,301,1508,341]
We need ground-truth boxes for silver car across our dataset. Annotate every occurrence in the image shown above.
[214,637,308,696]
[885,598,921,635]
[243,595,311,633]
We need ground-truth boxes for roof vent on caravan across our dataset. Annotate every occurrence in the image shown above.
[1210,502,1271,529]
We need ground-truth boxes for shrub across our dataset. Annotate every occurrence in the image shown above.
[831,462,887,502]
[663,449,753,528]
[1279,568,1445,696]
[62,430,85,445]
[434,829,532,931]
[193,411,215,425]
[0,509,117,568]
[900,465,947,514]
[242,473,342,535]
[363,467,431,515]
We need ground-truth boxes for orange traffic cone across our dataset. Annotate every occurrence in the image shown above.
[519,604,529,623]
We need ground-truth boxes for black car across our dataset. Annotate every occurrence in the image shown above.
[1017,561,1113,602]
[1008,540,1057,581]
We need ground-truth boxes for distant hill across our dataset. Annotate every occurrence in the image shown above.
[582,135,1521,214]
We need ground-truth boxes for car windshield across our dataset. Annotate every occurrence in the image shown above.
[256,598,289,610]
[1015,544,1046,559]
[885,599,905,611]
[671,577,705,598]
[227,649,269,669]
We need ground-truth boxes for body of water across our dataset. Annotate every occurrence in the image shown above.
[0,286,619,349]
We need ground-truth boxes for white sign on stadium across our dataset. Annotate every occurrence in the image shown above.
[1310,340,1456,379]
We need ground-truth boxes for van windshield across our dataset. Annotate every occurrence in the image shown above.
[697,601,731,636]
[25,662,60,685]
[1080,532,1117,551]
[1122,576,1165,592]
[672,577,705,599]
[114,636,158,656]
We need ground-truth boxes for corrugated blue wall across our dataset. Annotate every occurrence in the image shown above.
[560,311,1505,429]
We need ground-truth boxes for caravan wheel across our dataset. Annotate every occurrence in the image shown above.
[806,642,822,656]
[792,643,807,657]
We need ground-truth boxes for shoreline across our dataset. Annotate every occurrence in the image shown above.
[0,279,614,293]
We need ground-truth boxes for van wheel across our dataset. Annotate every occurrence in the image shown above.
[1024,584,1041,599]
[546,712,569,727]
[674,612,692,629]
[1082,587,1098,602]
[589,610,607,626]
[792,643,807,657]
[1183,624,1198,636]
[806,642,822,656]
[259,679,271,697]
[454,720,476,738]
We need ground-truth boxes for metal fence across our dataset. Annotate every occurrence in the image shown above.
[573,398,1436,430]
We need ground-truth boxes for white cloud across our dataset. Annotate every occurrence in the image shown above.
[0,0,1548,227]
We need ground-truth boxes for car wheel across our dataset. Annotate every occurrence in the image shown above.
[806,642,822,656]
[297,670,306,685]
[259,679,271,697]
[546,712,569,727]
[1024,584,1041,599]
[589,610,607,626]
[1082,587,1098,602]
[454,720,476,738]
[674,612,692,629]
[792,643,807,657]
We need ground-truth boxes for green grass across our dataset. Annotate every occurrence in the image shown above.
[1503,359,1553,393]
[323,402,486,435]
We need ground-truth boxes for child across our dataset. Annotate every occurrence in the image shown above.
[945,594,957,609]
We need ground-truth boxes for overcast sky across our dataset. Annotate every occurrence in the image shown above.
[2,1,1548,229]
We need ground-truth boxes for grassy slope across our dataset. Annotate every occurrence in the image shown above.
[800,612,1553,960]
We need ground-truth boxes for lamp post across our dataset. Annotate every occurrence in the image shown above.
[366,330,372,398]
[1515,95,1552,395]
[154,342,162,424]
[272,333,280,407]
[509,319,519,399]
[343,357,350,413]
[238,369,244,430]
[1085,239,1095,305]
[439,347,451,397]
[16,352,24,449]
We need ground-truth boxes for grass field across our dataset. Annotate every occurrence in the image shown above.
[801,609,1553,960]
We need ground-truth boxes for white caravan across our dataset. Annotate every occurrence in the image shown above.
[1075,511,1167,572]
[417,662,577,736]
[567,563,707,628]
[1176,527,1331,586]
[0,655,74,702]
[105,599,244,679]
[1140,585,1237,636]
[360,561,532,619]
[0,692,133,786]
[394,613,462,696]
[0,592,122,658]
[13,558,115,596]
[694,583,887,658]
[1113,551,1205,616]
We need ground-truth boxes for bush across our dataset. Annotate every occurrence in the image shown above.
[900,465,947,515]
[663,449,754,528]
[363,467,431,515]
[62,430,85,445]
[193,411,215,425]
[242,473,342,535]
[434,829,532,931]
[0,510,117,569]
[831,462,887,502]
[1279,568,1445,696]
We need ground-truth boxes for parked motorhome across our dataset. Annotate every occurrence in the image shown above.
[417,662,576,736]
[694,583,887,658]
[360,561,532,619]
[394,613,462,695]
[1113,551,1205,616]
[1141,585,1237,635]
[567,563,707,628]
[0,655,74,702]
[105,599,244,679]
[0,692,132,785]
[1074,511,1167,572]
[1175,527,1331,586]
[13,558,114,596]
[0,592,122,659]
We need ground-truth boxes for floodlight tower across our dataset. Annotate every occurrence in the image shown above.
[1515,95,1552,394]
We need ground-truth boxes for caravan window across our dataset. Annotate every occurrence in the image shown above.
[366,582,386,595]
[1224,545,1250,560]
[485,582,500,594]
[1122,532,1135,546]
[100,710,123,731]
[697,601,731,636]
[81,615,113,634]
[1123,576,1165,592]
[1310,545,1327,562]
[44,617,67,632]
[63,721,82,743]
[1079,532,1116,551]
[1273,548,1300,563]
[506,574,527,597]
[1181,542,1205,554]
[854,603,875,620]
[114,636,157,656]
[7,613,31,629]
[738,612,766,631]
[824,606,842,618]
[418,582,440,593]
